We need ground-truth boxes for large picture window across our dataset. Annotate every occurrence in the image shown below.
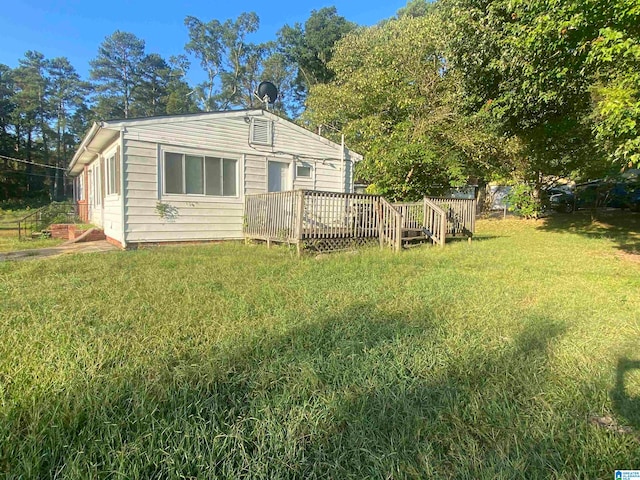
[163,152,237,197]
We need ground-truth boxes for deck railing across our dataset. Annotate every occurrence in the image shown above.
[426,197,476,237]
[244,190,476,255]
[243,190,300,243]
[393,202,423,231]
[302,191,380,240]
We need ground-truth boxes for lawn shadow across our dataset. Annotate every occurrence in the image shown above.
[448,235,503,244]
[316,316,568,478]
[612,358,640,431]
[8,303,627,478]
[537,211,640,257]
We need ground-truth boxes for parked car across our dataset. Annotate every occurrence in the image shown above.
[575,183,604,210]
[575,180,640,210]
[543,187,575,213]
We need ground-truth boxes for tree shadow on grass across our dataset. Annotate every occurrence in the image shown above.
[537,211,640,257]
[447,235,503,244]
[612,358,640,432]
[4,304,636,478]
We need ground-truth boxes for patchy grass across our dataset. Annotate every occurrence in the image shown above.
[1,214,639,478]
[0,208,64,253]
[0,229,64,253]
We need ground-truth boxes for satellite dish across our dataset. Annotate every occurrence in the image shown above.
[256,81,278,107]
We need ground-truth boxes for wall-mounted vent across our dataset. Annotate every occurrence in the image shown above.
[250,118,273,146]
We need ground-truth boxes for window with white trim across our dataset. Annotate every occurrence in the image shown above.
[94,164,101,206]
[106,154,118,195]
[296,164,312,178]
[88,170,94,205]
[163,151,237,197]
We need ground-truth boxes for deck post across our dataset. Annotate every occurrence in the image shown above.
[395,212,402,253]
[423,197,428,238]
[440,212,446,247]
[376,199,384,250]
[295,190,305,257]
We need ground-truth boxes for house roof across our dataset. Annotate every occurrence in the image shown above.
[68,109,362,176]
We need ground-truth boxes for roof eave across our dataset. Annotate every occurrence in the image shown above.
[68,122,100,176]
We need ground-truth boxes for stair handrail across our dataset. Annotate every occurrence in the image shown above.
[423,197,447,247]
[17,206,47,241]
[379,197,403,252]
[17,202,80,240]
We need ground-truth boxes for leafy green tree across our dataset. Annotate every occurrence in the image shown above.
[440,0,640,183]
[185,16,225,111]
[218,12,260,109]
[397,0,433,18]
[277,7,356,100]
[131,53,171,117]
[0,64,18,200]
[306,15,513,200]
[12,51,51,193]
[185,12,263,110]
[0,64,15,156]
[164,55,199,115]
[587,1,640,168]
[261,49,298,116]
[46,57,89,199]
[90,31,146,119]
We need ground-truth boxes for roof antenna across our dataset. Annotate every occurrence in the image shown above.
[254,81,278,111]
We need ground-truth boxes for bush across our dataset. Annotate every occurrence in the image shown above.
[506,184,543,219]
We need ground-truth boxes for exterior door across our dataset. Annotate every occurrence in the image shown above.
[268,161,289,192]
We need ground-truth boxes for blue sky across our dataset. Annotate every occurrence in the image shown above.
[0,0,407,85]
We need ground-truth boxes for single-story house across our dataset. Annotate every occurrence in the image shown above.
[69,109,362,248]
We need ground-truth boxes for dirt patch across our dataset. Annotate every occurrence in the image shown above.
[589,415,639,441]
[0,240,118,262]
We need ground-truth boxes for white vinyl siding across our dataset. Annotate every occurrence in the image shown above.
[123,138,244,243]
[119,112,356,244]
[101,140,124,242]
[81,140,123,242]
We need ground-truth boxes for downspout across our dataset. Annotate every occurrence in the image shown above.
[119,128,127,248]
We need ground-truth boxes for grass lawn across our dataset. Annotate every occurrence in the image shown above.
[1,213,639,478]
[0,208,64,253]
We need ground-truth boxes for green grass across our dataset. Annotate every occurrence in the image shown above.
[1,213,639,479]
[0,208,65,253]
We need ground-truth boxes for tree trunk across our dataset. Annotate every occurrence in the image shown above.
[26,129,32,193]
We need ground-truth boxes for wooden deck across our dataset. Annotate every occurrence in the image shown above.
[244,190,476,255]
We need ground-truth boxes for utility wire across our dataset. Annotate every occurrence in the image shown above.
[0,153,67,171]
[0,167,59,179]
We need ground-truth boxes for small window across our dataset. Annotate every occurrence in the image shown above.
[163,151,237,197]
[76,175,84,201]
[94,165,101,206]
[250,118,273,146]
[296,165,312,178]
[106,154,118,195]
